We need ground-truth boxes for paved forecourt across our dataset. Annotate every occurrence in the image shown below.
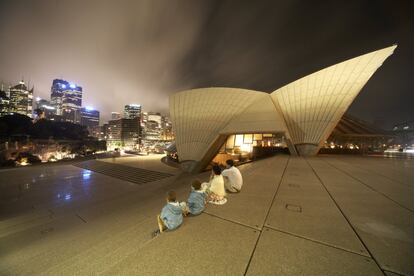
[0,155,413,275]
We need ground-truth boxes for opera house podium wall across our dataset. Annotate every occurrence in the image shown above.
[169,45,397,173]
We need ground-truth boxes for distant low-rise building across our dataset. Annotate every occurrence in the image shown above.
[111,112,121,120]
[34,97,55,119]
[147,112,161,126]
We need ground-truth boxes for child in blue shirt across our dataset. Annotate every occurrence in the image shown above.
[156,191,183,235]
[186,180,206,215]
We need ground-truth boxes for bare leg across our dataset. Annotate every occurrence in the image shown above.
[157,215,166,233]
[180,202,189,216]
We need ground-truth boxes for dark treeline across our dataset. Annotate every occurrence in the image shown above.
[0,114,89,140]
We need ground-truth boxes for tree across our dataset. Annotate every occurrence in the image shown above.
[0,114,32,138]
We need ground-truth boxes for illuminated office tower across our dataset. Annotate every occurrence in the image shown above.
[50,79,68,115]
[106,118,140,150]
[51,79,83,123]
[80,106,100,128]
[9,81,33,118]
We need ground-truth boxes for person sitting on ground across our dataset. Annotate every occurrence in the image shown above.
[202,165,227,204]
[185,179,206,215]
[156,191,183,235]
[222,159,243,193]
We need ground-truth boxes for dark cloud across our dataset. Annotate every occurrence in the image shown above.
[0,0,413,128]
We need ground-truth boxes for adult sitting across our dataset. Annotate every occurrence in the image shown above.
[222,159,243,193]
[202,165,227,205]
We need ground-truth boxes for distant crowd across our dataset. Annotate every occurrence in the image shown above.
[154,159,243,236]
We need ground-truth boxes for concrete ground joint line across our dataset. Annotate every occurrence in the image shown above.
[243,156,290,276]
[326,158,414,214]
[305,158,386,276]
[75,213,87,223]
[104,236,157,273]
[202,211,260,231]
[382,268,407,276]
[332,156,411,188]
[263,225,370,258]
[262,157,291,224]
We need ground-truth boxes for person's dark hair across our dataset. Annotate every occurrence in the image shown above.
[212,165,221,175]
[226,159,234,167]
[192,179,202,190]
[167,191,177,202]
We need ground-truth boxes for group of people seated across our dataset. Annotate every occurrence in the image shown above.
[154,159,243,236]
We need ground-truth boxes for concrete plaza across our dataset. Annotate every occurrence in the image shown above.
[0,155,413,275]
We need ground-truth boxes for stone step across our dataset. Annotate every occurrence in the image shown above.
[73,160,174,185]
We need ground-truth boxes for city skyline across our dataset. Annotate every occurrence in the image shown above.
[0,0,413,127]
[1,78,169,123]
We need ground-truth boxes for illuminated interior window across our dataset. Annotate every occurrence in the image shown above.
[235,134,244,146]
[243,134,253,144]
[254,134,262,141]
[240,143,252,152]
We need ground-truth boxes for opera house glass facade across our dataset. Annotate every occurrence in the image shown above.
[211,133,289,166]
[169,45,397,172]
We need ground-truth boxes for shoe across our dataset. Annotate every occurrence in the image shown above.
[151,229,161,238]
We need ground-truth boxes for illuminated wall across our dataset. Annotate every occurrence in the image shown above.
[169,88,290,167]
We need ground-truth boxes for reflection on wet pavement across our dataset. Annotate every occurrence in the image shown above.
[0,165,143,220]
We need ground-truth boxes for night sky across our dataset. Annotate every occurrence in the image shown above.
[0,0,412,128]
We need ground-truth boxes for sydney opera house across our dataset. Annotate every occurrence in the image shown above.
[169,45,397,172]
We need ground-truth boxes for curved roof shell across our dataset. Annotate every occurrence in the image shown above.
[169,45,397,171]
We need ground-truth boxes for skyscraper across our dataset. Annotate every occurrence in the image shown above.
[50,79,68,115]
[124,104,141,119]
[0,87,10,117]
[106,118,140,150]
[80,106,100,128]
[144,112,162,140]
[9,81,33,118]
[50,79,83,123]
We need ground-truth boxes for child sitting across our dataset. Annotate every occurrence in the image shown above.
[201,165,227,205]
[185,180,206,215]
[155,191,183,235]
